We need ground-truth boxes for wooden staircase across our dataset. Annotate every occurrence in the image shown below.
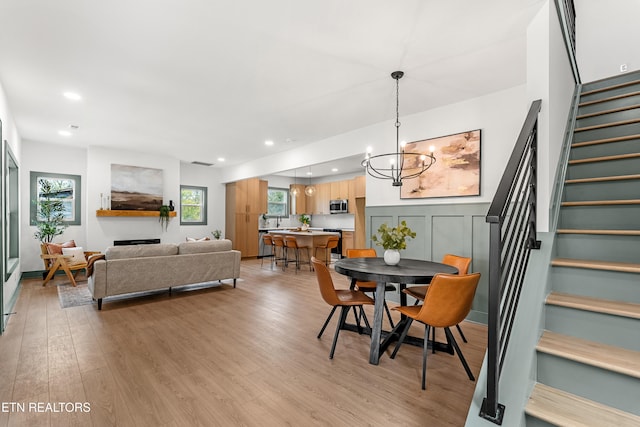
[524,71,640,426]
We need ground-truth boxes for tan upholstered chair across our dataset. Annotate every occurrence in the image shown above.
[390,272,481,389]
[284,235,311,272]
[314,235,339,265]
[346,248,396,328]
[261,234,275,269]
[403,254,472,343]
[311,257,374,359]
[271,235,287,271]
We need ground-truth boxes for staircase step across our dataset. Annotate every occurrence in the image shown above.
[571,133,640,148]
[536,330,640,379]
[581,79,640,97]
[568,152,640,165]
[526,383,640,427]
[551,258,640,274]
[561,199,640,207]
[565,174,640,184]
[557,228,640,236]
[579,90,640,107]
[577,103,640,120]
[546,292,640,320]
[575,117,640,133]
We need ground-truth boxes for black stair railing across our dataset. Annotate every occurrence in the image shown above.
[555,0,580,83]
[480,99,542,424]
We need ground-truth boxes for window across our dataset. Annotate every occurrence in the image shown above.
[30,171,81,226]
[180,185,207,225]
[5,140,19,281]
[267,187,289,217]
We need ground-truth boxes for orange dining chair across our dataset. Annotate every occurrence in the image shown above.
[402,254,472,344]
[346,248,396,328]
[311,257,374,359]
[390,272,481,389]
[314,235,339,266]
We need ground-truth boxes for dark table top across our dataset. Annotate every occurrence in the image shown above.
[334,257,459,284]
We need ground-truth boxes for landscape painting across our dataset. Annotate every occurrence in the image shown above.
[111,164,163,210]
[400,129,481,199]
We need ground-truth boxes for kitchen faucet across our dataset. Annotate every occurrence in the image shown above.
[276,216,281,228]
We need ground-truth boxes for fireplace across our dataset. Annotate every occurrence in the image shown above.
[113,238,161,246]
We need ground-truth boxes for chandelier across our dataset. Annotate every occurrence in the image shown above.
[362,71,436,187]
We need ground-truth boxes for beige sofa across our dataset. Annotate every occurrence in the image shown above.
[88,240,241,310]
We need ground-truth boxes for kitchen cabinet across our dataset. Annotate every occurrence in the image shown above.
[307,182,330,215]
[341,230,354,257]
[290,184,307,214]
[330,180,349,200]
[225,178,267,257]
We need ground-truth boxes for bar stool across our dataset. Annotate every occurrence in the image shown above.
[284,236,312,272]
[271,235,287,271]
[261,234,275,269]
[314,235,339,266]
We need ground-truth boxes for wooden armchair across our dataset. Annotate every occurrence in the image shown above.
[40,243,100,287]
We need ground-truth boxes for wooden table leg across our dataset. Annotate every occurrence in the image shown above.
[368,280,386,365]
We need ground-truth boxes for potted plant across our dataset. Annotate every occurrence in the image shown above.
[211,229,222,240]
[299,213,310,230]
[33,178,68,243]
[159,205,171,231]
[372,220,416,265]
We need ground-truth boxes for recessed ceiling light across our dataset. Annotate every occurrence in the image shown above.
[265,140,274,146]
[217,157,225,162]
[306,171,313,176]
[58,130,72,137]
[332,168,338,172]
[63,92,82,101]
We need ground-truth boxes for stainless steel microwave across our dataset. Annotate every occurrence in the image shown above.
[329,199,348,214]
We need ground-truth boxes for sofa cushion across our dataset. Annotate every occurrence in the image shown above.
[178,239,232,254]
[105,243,178,260]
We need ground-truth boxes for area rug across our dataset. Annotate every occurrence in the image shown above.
[57,283,94,308]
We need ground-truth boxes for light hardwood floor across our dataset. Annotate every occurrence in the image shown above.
[0,259,487,426]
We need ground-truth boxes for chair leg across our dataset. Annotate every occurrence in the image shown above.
[432,326,436,354]
[444,327,475,381]
[456,323,468,343]
[329,306,350,359]
[383,300,395,328]
[422,325,431,390]
[390,318,413,359]
[317,306,338,338]
[359,306,371,331]
[351,306,364,333]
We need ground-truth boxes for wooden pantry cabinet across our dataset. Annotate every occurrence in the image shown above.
[225,178,267,257]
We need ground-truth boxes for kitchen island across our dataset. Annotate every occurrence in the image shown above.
[268,229,339,264]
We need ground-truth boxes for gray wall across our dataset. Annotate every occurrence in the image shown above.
[366,202,490,324]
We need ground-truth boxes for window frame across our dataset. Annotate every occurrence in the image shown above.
[266,187,289,217]
[30,171,82,226]
[180,185,208,225]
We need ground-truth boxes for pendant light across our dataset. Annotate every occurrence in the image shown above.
[362,71,436,186]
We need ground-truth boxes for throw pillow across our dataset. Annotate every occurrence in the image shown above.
[62,247,86,265]
[46,240,76,255]
[186,237,210,242]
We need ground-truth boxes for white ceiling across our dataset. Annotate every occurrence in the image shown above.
[0,0,543,176]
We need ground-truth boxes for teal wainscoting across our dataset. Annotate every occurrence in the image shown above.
[366,202,490,324]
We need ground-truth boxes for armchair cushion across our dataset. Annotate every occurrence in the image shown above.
[62,247,86,265]
[45,240,76,255]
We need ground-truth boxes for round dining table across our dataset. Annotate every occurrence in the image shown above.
[334,257,458,365]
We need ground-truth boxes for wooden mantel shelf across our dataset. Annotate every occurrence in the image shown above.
[96,210,177,217]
